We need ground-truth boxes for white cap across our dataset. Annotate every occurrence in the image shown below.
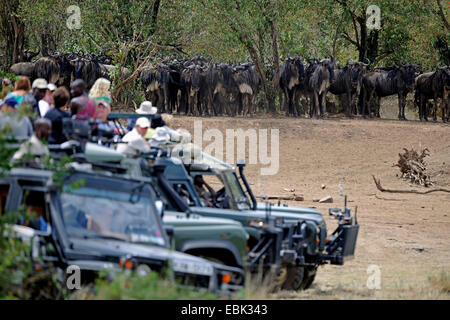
[32,78,48,89]
[47,83,57,91]
[136,101,157,115]
[136,117,150,128]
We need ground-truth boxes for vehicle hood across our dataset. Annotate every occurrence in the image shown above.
[163,211,243,227]
[256,202,325,225]
[69,237,216,273]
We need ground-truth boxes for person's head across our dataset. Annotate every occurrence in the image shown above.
[32,78,48,101]
[2,78,11,88]
[94,99,111,122]
[69,96,87,116]
[53,87,70,110]
[194,175,204,186]
[70,79,87,98]
[1,97,18,112]
[89,78,111,99]
[34,118,52,141]
[15,76,31,92]
[135,117,150,137]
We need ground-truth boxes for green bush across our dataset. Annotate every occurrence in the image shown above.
[81,270,220,300]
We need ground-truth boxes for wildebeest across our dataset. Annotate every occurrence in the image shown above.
[33,57,60,84]
[329,61,368,117]
[10,62,35,79]
[361,64,417,120]
[182,64,208,116]
[309,58,335,119]
[232,63,260,117]
[415,66,450,122]
[139,62,169,112]
[279,56,305,116]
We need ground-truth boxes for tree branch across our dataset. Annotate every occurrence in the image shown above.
[436,0,450,31]
[342,31,360,49]
[372,175,450,194]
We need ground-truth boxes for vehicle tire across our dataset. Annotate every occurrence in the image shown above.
[300,266,317,290]
[279,266,305,291]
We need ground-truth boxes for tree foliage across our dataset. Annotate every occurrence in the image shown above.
[0,0,447,109]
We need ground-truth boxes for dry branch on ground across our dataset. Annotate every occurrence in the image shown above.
[372,175,450,194]
[394,148,433,187]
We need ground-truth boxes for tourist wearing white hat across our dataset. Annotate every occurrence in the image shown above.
[136,101,157,114]
[116,117,151,156]
[127,101,158,131]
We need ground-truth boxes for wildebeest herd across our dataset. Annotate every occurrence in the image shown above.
[10,54,450,122]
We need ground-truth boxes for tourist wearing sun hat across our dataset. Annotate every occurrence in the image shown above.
[136,101,157,114]
[127,101,158,132]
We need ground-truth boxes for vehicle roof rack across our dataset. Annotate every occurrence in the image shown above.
[107,112,157,120]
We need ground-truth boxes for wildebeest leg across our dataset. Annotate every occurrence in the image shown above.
[243,94,249,117]
[402,95,408,120]
[312,91,319,119]
[397,94,403,120]
[441,96,447,123]
[363,89,372,118]
[250,93,256,116]
[318,94,325,119]
[418,95,424,122]
[346,90,353,118]
[283,88,289,116]
[432,94,438,122]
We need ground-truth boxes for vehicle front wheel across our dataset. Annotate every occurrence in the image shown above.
[278,266,305,291]
[300,265,317,290]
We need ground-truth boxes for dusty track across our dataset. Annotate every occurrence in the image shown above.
[171,115,450,299]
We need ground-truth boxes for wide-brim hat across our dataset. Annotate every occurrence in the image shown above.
[136,101,157,115]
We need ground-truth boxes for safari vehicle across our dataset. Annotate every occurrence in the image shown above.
[104,112,357,290]
[0,165,244,293]
[156,149,360,290]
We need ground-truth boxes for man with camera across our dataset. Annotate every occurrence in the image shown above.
[116,117,151,156]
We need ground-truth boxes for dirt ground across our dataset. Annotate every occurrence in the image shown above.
[170,114,450,299]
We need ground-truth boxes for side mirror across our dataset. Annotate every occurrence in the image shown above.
[236,158,246,168]
[155,200,165,218]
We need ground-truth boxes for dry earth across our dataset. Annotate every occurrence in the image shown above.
[170,114,450,299]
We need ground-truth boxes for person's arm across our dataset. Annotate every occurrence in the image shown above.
[203,181,216,199]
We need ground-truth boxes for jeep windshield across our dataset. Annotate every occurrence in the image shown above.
[221,172,251,210]
[60,186,167,247]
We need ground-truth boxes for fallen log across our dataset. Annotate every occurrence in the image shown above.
[257,195,304,201]
[372,175,450,194]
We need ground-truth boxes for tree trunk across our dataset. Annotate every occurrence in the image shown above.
[358,17,367,62]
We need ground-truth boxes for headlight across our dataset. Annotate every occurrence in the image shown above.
[136,264,151,277]
[172,259,214,276]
